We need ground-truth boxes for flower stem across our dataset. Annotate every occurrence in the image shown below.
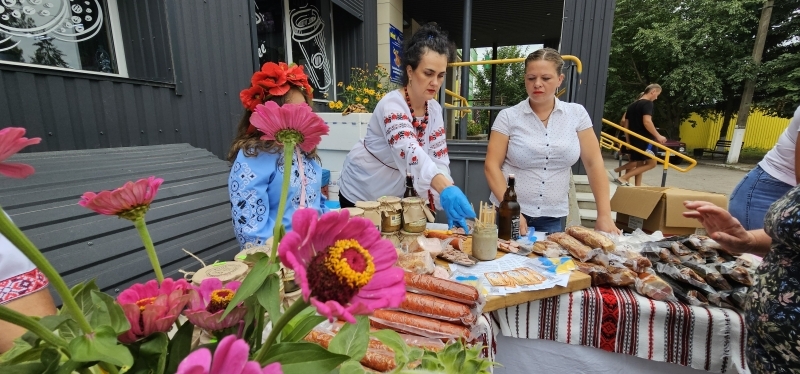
[0,305,69,348]
[99,362,120,374]
[254,298,309,364]
[133,217,164,283]
[0,207,94,335]
[269,143,297,263]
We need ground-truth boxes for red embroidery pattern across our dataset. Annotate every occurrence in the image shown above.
[0,268,48,304]
[433,147,449,159]
[384,113,410,124]
[428,128,446,142]
[387,130,415,146]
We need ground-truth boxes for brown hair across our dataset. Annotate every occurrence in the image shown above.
[639,83,662,98]
[227,86,315,162]
[524,48,564,75]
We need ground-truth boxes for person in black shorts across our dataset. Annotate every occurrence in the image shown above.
[611,84,667,186]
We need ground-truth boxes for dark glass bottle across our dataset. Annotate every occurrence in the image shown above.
[403,173,418,198]
[498,174,521,240]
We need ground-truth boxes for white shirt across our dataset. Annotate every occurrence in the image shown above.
[759,105,800,186]
[338,90,451,207]
[489,98,593,217]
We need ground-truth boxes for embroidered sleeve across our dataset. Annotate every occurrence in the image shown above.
[228,152,277,248]
[380,97,442,189]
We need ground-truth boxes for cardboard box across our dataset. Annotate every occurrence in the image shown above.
[610,186,728,236]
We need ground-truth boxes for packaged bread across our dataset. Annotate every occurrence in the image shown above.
[370,309,472,340]
[575,262,636,287]
[548,232,593,261]
[565,226,615,251]
[397,252,435,274]
[409,236,444,257]
[403,272,480,306]
[718,262,754,286]
[397,292,476,325]
[532,240,565,257]
[635,272,676,301]
[610,249,652,272]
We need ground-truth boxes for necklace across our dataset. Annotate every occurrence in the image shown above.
[538,103,556,124]
[404,86,429,138]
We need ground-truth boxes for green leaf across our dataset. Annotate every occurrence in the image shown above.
[0,340,42,366]
[55,360,87,374]
[0,362,46,374]
[128,333,168,374]
[56,319,81,342]
[90,290,131,334]
[236,252,268,265]
[68,325,133,368]
[19,314,70,347]
[260,342,349,374]
[371,329,409,366]
[257,274,283,329]
[62,281,99,322]
[165,320,194,374]
[339,360,367,374]
[39,347,60,374]
[221,257,278,319]
[242,297,260,346]
[281,313,326,343]
[282,305,315,337]
[329,316,369,361]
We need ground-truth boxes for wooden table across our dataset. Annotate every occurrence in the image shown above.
[436,251,591,313]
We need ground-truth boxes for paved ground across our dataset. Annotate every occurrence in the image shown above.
[603,156,752,196]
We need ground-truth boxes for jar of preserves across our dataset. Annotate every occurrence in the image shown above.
[354,201,382,231]
[401,196,427,233]
[377,196,402,232]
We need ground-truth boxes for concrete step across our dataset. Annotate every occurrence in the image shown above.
[579,209,617,228]
[577,192,597,210]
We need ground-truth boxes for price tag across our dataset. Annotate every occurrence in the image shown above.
[628,216,644,230]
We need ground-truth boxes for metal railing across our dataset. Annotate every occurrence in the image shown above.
[600,119,698,187]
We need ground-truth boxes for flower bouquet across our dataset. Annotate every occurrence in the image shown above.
[328,65,394,114]
[0,101,493,373]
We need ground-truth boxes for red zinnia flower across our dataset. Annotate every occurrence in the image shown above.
[117,278,191,343]
[252,62,290,97]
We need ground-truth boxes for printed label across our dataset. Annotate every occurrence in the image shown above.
[695,228,707,235]
[511,217,520,240]
[628,216,644,230]
[390,214,401,225]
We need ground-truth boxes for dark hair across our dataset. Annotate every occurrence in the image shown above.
[524,48,564,75]
[400,23,455,86]
[227,86,315,162]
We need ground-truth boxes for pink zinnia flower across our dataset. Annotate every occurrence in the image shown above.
[79,176,164,221]
[117,278,191,343]
[183,278,246,331]
[249,101,329,153]
[278,209,406,323]
[0,127,41,179]
[177,335,282,374]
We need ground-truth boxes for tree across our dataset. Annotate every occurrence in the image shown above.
[605,0,763,138]
[753,1,800,119]
[471,46,530,131]
[30,38,69,68]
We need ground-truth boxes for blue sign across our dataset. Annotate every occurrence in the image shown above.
[389,24,403,84]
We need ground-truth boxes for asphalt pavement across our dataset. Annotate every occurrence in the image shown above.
[603,156,752,197]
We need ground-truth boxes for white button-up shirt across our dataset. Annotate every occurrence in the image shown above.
[338,90,451,207]
[489,98,592,217]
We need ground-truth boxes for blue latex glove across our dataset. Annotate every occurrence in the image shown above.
[440,185,476,229]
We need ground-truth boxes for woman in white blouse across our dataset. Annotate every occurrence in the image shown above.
[338,24,475,229]
[484,48,619,234]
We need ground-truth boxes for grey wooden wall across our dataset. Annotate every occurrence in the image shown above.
[0,0,256,160]
[561,0,617,137]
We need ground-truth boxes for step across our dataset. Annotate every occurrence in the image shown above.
[577,192,597,210]
[579,209,617,229]
[572,175,618,196]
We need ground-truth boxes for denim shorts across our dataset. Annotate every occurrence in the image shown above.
[521,215,566,234]
[728,165,793,230]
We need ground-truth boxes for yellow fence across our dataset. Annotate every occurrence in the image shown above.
[680,110,790,151]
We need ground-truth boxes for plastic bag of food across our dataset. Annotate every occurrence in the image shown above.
[659,274,709,306]
[683,261,732,291]
[404,272,483,307]
[397,252,435,274]
[393,291,478,326]
[717,261,755,286]
[548,232,593,262]
[532,240,567,258]
[575,261,636,287]
[565,226,616,252]
[609,250,652,272]
[409,236,444,257]
[369,309,483,342]
[634,271,677,301]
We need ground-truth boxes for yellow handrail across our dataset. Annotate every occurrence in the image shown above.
[444,89,471,117]
[600,119,698,173]
[447,55,583,74]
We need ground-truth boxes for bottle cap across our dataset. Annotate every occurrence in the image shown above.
[509,173,515,178]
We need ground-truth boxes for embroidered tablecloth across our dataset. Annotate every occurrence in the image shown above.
[489,286,749,373]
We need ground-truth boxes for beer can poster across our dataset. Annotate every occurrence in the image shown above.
[389,24,403,84]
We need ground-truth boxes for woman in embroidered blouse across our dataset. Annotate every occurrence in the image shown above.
[227,62,328,248]
[337,24,475,229]
[484,48,619,234]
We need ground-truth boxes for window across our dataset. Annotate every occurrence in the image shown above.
[255,0,285,66]
[0,0,125,75]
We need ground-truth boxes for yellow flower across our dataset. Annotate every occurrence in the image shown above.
[336,101,343,109]
[363,98,369,104]
[346,85,354,91]
[328,101,335,109]
[356,96,361,102]
[377,84,382,89]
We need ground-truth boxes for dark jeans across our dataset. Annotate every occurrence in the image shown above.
[522,214,566,234]
[338,194,356,209]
